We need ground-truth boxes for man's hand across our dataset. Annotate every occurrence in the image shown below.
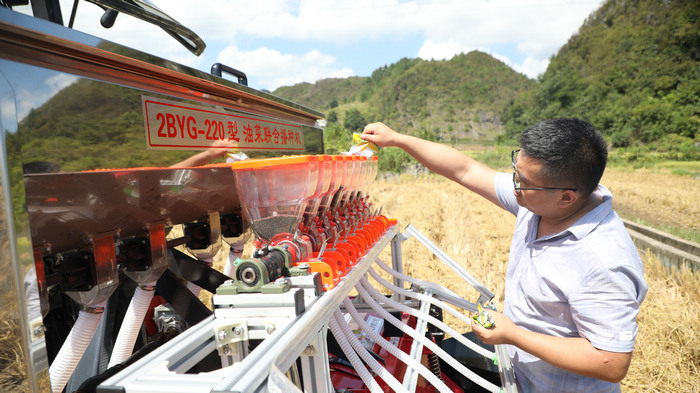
[471,310,633,383]
[361,122,401,148]
[170,140,233,168]
[471,310,519,346]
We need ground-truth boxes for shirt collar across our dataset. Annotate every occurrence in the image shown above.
[566,184,613,240]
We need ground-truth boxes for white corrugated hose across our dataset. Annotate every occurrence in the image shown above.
[341,297,453,393]
[49,303,105,393]
[108,281,157,367]
[374,257,461,299]
[367,267,495,359]
[327,312,382,393]
[331,309,408,393]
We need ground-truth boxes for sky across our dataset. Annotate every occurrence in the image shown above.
[18,0,604,92]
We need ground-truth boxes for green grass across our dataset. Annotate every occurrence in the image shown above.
[607,149,700,177]
[463,145,515,171]
[622,216,700,244]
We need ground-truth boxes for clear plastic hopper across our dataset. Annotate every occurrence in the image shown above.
[351,156,368,205]
[303,155,333,228]
[327,155,348,214]
[359,156,377,207]
[339,155,358,209]
[230,156,318,244]
[315,156,341,223]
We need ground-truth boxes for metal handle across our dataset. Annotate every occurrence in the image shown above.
[211,63,248,86]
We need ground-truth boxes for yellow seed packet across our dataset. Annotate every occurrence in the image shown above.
[352,133,379,155]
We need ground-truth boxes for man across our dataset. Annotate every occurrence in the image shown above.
[361,118,647,393]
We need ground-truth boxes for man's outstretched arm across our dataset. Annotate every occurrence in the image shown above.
[362,122,501,207]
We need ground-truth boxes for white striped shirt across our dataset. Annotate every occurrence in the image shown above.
[494,172,647,393]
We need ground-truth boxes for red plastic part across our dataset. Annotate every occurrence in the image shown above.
[144,295,167,336]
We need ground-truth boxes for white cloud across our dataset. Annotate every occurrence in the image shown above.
[44,73,78,94]
[417,40,466,61]
[515,56,551,79]
[217,45,354,90]
[14,73,78,121]
[411,0,602,78]
[0,97,17,131]
[52,0,602,89]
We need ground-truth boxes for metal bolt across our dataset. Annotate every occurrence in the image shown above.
[233,326,244,336]
[222,344,231,355]
[218,330,227,340]
[304,345,314,355]
[265,324,276,335]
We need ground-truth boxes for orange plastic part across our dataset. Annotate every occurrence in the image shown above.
[336,241,359,266]
[229,155,316,170]
[301,259,335,290]
[315,249,348,278]
[346,235,366,256]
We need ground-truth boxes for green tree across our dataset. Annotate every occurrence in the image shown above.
[344,108,366,132]
[323,123,351,154]
[327,110,338,123]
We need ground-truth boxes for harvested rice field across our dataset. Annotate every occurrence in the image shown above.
[212,166,699,392]
[2,167,698,392]
[364,167,700,392]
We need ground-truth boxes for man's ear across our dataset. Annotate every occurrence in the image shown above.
[558,190,578,208]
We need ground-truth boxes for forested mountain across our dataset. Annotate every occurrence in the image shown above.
[502,0,699,150]
[13,0,698,178]
[274,0,699,161]
[276,51,535,145]
[18,79,194,171]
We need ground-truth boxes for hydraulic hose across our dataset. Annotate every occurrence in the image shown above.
[341,297,453,393]
[49,303,105,393]
[356,277,502,393]
[367,267,495,359]
[331,309,408,393]
[108,282,157,367]
[328,313,383,393]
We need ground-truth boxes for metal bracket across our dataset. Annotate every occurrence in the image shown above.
[403,223,495,303]
[213,321,249,357]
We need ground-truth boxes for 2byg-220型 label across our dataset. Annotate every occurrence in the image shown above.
[143,96,304,151]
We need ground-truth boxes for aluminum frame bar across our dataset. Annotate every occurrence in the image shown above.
[98,222,518,393]
[215,224,400,392]
[390,231,406,303]
[402,287,432,391]
[404,224,495,304]
[99,314,220,392]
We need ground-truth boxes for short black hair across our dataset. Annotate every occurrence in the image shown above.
[519,118,607,197]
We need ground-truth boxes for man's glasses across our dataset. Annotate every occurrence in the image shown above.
[511,150,577,192]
